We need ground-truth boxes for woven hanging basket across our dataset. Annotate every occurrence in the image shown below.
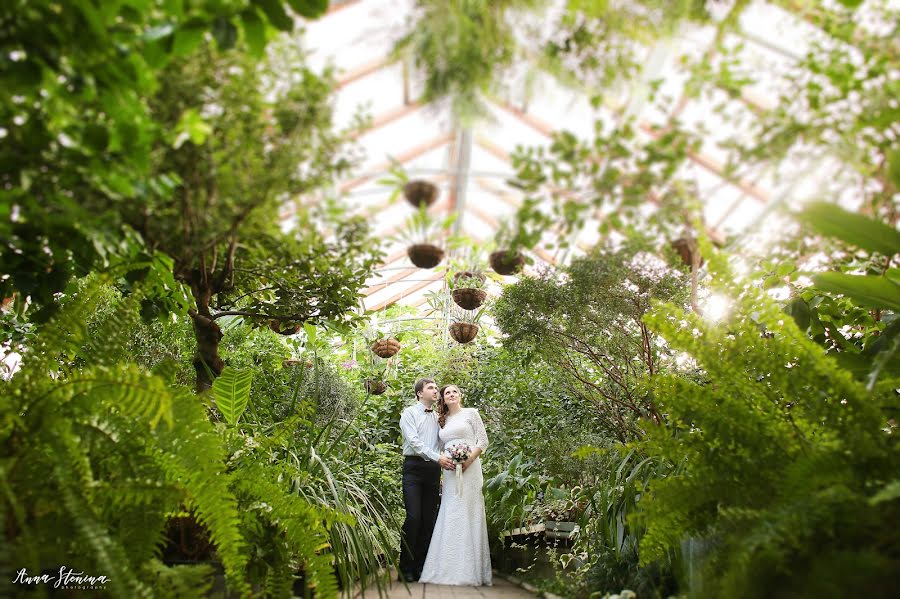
[489,250,525,276]
[449,322,480,344]
[452,288,487,310]
[365,380,388,395]
[671,237,704,267]
[403,180,439,208]
[407,244,445,269]
[371,338,401,358]
[452,270,487,285]
[269,320,302,336]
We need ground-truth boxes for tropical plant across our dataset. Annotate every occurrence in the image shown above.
[634,250,900,598]
[393,0,544,122]
[123,43,380,390]
[397,203,458,246]
[0,279,338,597]
[0,0,332,322]
[509,120,702,252]
[376,156,410,194]
[784,201,900,388]
[484,453,546,535]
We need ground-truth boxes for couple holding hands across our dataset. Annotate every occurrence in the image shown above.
[397,378,492,586]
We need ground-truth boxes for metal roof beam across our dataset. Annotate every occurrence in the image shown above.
[366,274,445,312]
[340,133,454,193]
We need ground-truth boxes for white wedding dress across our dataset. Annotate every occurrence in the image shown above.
[419,407,492,586]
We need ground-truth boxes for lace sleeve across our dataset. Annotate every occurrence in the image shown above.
[468,408,489,452]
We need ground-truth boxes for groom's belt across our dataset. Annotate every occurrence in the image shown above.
[403,454,431,462]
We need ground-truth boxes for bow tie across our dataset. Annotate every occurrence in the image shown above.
[424,408,433,413]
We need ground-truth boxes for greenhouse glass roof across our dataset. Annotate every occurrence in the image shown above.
[296,0,880,313]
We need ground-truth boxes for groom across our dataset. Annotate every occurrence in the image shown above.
[398,378,454,582]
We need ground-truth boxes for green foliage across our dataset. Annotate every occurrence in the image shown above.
[394,0,543,122]
[695,1,899,218]
[796,202,900,257]
[782,201,900,388]
[397,203,458,246]
[494,243,688,440]
[566,447,679,598]
[510,120,702,248]
[212,367,254,425]
[542,0,722,97]
[0,280,249,596]
[0,279,396,597]
[634,251,900,598]
[484,452,545,534]
[0,0,329,318]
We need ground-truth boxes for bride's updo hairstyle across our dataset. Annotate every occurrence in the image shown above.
[437,384,462,428]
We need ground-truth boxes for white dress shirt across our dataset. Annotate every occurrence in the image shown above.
[400,401,441,462]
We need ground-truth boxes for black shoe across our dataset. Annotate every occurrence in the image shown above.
[398,571,417,583]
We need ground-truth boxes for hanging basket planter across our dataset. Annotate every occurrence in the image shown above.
[449,322,480,344]
[407,244,445,269]
[269,320,302,336]
[403,180,439,208]
[282,359,313,368]
[452,270,487,285]
[490,250,525,276]
[671,237,704,267]
[365,380,388,395]
[452,288,487,310]
[371,338,401,358]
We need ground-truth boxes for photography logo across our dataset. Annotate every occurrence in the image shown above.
[13,566,110,591]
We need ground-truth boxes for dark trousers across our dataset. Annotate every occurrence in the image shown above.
[399,456,441,577]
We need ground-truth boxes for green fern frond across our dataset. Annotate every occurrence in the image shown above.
[149,390,250,596]
[141,559,216,598]
[50,436,154,599]
[233,464,338,597]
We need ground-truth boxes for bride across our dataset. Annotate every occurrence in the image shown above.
[418,384,492,586]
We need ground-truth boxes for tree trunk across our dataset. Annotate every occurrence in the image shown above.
[186,273,224,391]
[190,310,224,392]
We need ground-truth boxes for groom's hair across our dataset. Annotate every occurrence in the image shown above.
[414,377,436,398]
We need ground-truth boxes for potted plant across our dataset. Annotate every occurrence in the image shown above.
[359,360,389,395]
[399,204,457,269]
[449,304,485,344]
[670,236,703,267]
[269,319,302,336]
[377,160,440,208]
[538,494,579,540]
[403,180,439,208]
[489,219,537,276]
[440,240,494,309]
[370,337,401,358]
[450,271,488,310]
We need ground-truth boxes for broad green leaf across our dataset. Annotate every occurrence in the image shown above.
[254,0,294,31]
[240,9,266,57]
[784,297,810,331]
[172,21,206,57]
[213,367,253,425]
[797,201,900,257]
[869,480,900,505]
[304,322,317,345]
[812,273,900,312]
[287,0,329,18]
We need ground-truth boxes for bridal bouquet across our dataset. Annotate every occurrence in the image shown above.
[447,443,471,497]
